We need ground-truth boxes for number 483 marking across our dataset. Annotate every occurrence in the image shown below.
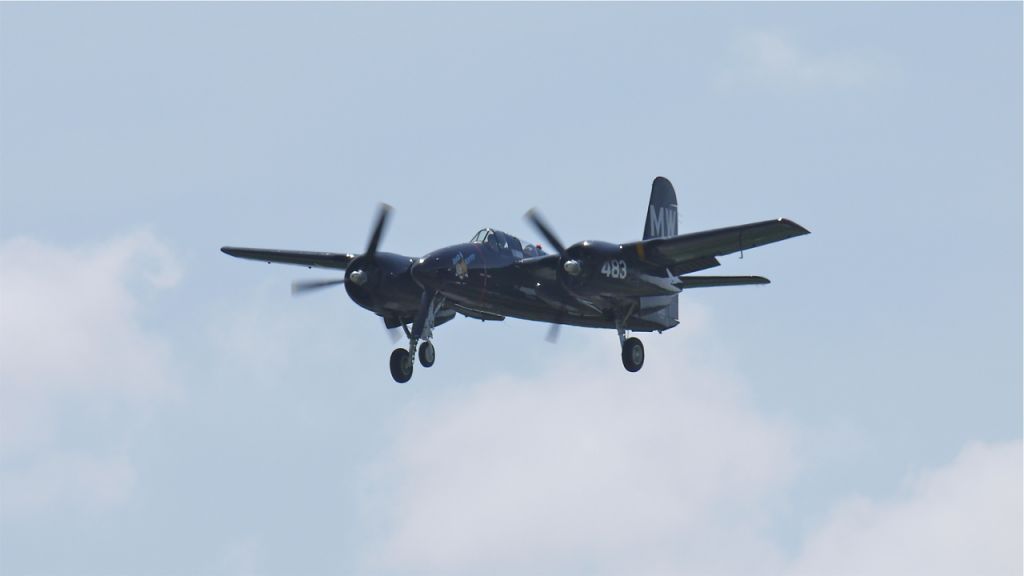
[601,259,628,279]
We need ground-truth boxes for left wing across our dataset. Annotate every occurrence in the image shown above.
[627,218,809,267]
[220,246,356,270]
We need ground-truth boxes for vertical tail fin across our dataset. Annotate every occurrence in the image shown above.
[643,176,678,239]
[639,177,679,328]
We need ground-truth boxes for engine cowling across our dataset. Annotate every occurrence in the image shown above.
[557,241,620,295]
[344,252,422,317]
[557,241,677,298]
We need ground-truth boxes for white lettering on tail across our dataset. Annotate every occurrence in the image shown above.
[648,206,678,237]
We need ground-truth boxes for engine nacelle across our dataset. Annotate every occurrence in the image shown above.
[344,252,423,319]
[558,241,677,298]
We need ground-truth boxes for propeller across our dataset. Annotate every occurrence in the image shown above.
[525,208,566,256]
[289,203,393,298]
[526,209,595,342]
[291,278,347,296]
[364,203,392,258]
[290,204,403,345]
[524,208,583,277]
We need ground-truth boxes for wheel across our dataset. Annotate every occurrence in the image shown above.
[418,341,435,368]
[621,337,644,372]
[389,348,414,383]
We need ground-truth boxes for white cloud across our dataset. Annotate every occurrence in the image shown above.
[359,301,1021,576]
[0,231,181,514]
[789,440,1023,576]
[364,303,797,576]
[719,32,873,89]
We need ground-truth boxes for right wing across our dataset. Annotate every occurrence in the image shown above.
[628,218,809,267]
[220,246,356,270]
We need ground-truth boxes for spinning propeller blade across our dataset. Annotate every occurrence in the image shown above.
[526,208,584,278]
[525,208,566,256]
[364,203,392,258]
[291,278,346,296]
[545,322,561,343]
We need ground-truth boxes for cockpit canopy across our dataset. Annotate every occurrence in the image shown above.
[470,228,544,259]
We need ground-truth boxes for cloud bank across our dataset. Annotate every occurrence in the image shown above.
[365,310,796,575]
[791,440,1022,576]
[361,309,1021,575]
[0,231,181,514]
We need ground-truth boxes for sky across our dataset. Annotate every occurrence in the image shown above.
[1,3,1021,575]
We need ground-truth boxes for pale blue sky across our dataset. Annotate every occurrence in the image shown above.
[1,3,1021,575]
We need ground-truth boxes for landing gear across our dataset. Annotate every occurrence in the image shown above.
[615,305,644,373]
[389,290,444,382]
[418,341,435,367]
[621,337,644,372]
[390,348,414,383]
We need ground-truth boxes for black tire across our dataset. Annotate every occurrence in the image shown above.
[621,337,644,372]
[390,348,414,383]
[418,341,435,368]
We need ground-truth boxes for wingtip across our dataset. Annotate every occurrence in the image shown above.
[778,218,811,235]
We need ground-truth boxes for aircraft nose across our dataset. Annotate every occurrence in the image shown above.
[411,255,449,288]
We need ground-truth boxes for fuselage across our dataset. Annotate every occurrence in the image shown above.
[409,229,679,332]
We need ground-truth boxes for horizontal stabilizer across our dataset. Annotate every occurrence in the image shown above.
[221,246,355,270]
[675,275,770,289]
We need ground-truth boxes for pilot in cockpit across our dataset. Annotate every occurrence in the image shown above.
[485,231,499,251]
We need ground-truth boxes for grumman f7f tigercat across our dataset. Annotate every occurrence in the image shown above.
[222,177,809,382]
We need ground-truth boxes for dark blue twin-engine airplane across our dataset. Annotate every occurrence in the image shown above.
[222,177,809,382]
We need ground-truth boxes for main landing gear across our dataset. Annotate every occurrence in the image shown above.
[389,290,442,383]
[418,340,435,368]
[389,348,414,383]
[621,336,644,372]
[387,341,435,383]
[616,306,644,373]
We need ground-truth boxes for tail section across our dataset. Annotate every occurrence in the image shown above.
[639,177,680,329]
[643,176,678,239]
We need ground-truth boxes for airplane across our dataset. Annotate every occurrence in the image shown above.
[221,177,809,382]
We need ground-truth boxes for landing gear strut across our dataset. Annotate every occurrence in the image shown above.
[616,305,644,372]
[389,290,443,382]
